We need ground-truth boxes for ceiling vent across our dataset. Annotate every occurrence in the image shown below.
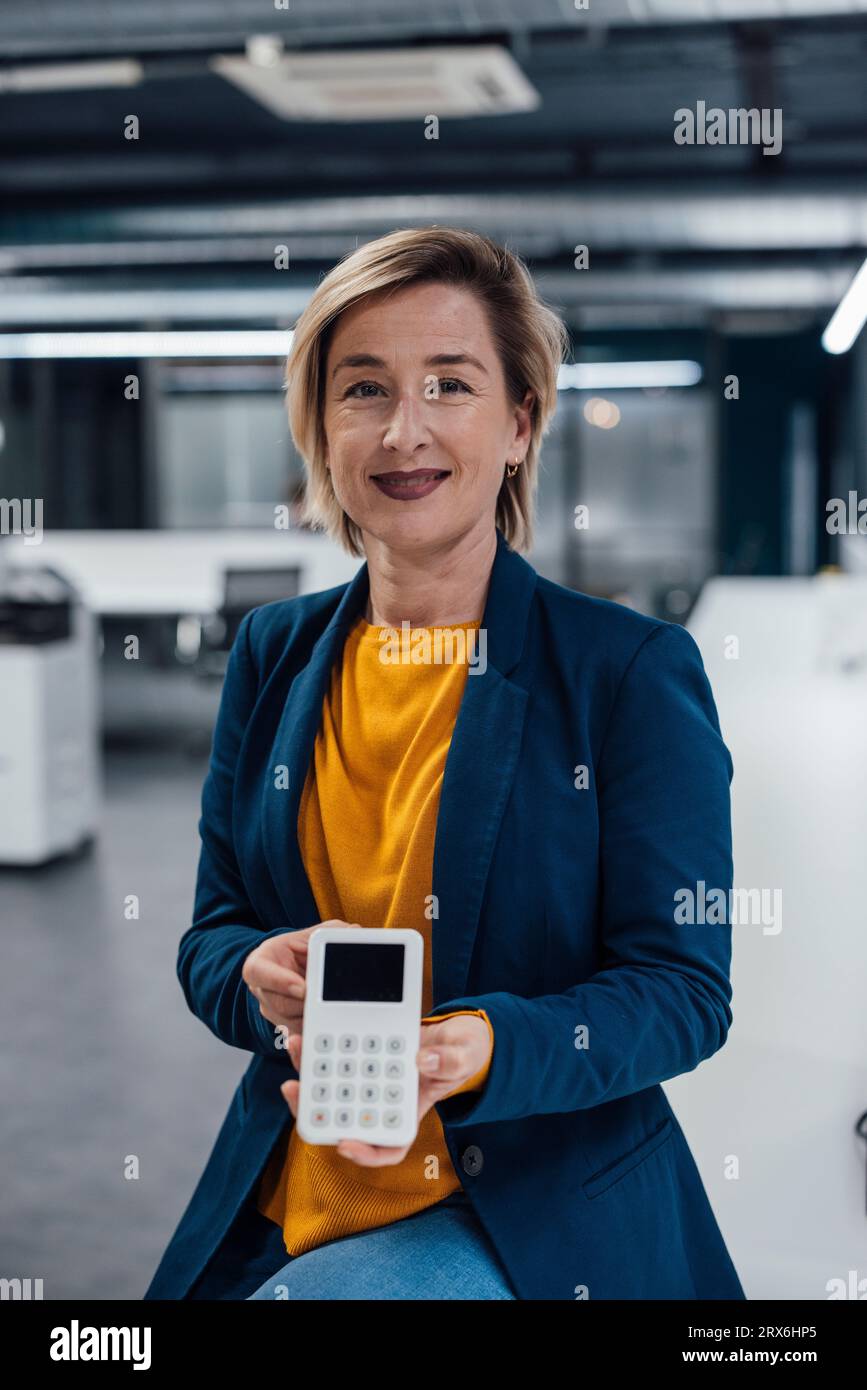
[210,44,541,122]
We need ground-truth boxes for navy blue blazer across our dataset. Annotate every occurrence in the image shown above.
[144,526,745,1301]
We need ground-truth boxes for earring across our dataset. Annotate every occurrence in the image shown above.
[506,456,520,478]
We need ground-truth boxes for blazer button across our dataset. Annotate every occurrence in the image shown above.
[461,1144,483,1177]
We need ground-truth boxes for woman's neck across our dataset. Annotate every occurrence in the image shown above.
[362,526,497,628]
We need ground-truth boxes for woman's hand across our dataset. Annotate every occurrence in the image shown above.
[242,920,360,1044]
[278,1013,493,1166]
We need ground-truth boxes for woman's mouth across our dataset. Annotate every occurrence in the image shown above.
[371,468,450,500]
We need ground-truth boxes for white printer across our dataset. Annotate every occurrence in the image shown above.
[0,564,100,864]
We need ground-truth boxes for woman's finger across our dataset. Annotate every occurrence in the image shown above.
[247,959,306,996]
[257,981,305,1012]
[336,1140,409,1167]
[255,990,304,1029]
[280,1079,299,1117]
[415,1041,473,1087]
[278,1035,303,1113]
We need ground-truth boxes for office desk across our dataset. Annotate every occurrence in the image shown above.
[8,529,360,615]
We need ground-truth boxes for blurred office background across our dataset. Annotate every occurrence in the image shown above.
[1,0,866,1300]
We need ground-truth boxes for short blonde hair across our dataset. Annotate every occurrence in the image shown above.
[284,226,569,556]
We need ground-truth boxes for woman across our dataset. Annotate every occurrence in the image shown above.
[144,227,745,1302]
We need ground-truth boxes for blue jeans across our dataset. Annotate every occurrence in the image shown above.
[245,1189,517,1300]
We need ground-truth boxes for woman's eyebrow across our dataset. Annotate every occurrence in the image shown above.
[331,353,385,377]
[427,352,489,375]
[331,351,489,378]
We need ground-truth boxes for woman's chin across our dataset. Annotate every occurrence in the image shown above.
[362,505,454,551]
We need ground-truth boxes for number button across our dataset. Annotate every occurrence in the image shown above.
[313,1058,332,1077]
[337,1058,357,1077]
[338,1035,357,1053]
[362,1036,381,1053]
[360,1083,379,1103]
[335,1108,354,1128]
[312,1082,330,1102]
[314,1034,334,1052]
[361,1059,380,1078]
[336,1083,355,1102]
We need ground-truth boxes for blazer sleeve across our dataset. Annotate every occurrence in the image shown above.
[430,621,735,1128]
[176,607,298,1070]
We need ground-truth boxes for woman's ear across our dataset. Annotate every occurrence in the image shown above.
[514,389,535,447]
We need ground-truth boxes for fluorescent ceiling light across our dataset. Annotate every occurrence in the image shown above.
[0,330,293,359]
[0,287,310,325]
[642,1,858,17]
[0,334,702,389]
[821,256,867,355]
[558,361,703,389]
[0,60,143,93]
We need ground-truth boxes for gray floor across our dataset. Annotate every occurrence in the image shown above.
[0,735,256,1300]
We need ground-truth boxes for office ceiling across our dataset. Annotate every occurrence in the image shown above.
[0,3,865,323]
[3,17,865,198]
[1,1,866,55]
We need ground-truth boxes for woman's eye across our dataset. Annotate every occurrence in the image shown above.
[345,380,383,398]
[343,377,470,399]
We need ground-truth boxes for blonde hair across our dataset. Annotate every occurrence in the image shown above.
[284,226,570,556]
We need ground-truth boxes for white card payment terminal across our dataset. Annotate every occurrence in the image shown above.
[296,926,424,1147]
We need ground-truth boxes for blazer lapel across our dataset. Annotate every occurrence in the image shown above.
[431,530,537,1002]
[260,562,368,932]
[260,528,538,1007]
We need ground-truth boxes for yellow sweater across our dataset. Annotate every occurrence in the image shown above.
[256,615,494,1255]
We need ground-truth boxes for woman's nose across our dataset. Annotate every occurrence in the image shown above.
[381,392,433,451]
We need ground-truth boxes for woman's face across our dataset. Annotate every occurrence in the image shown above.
[321,281,533,555]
